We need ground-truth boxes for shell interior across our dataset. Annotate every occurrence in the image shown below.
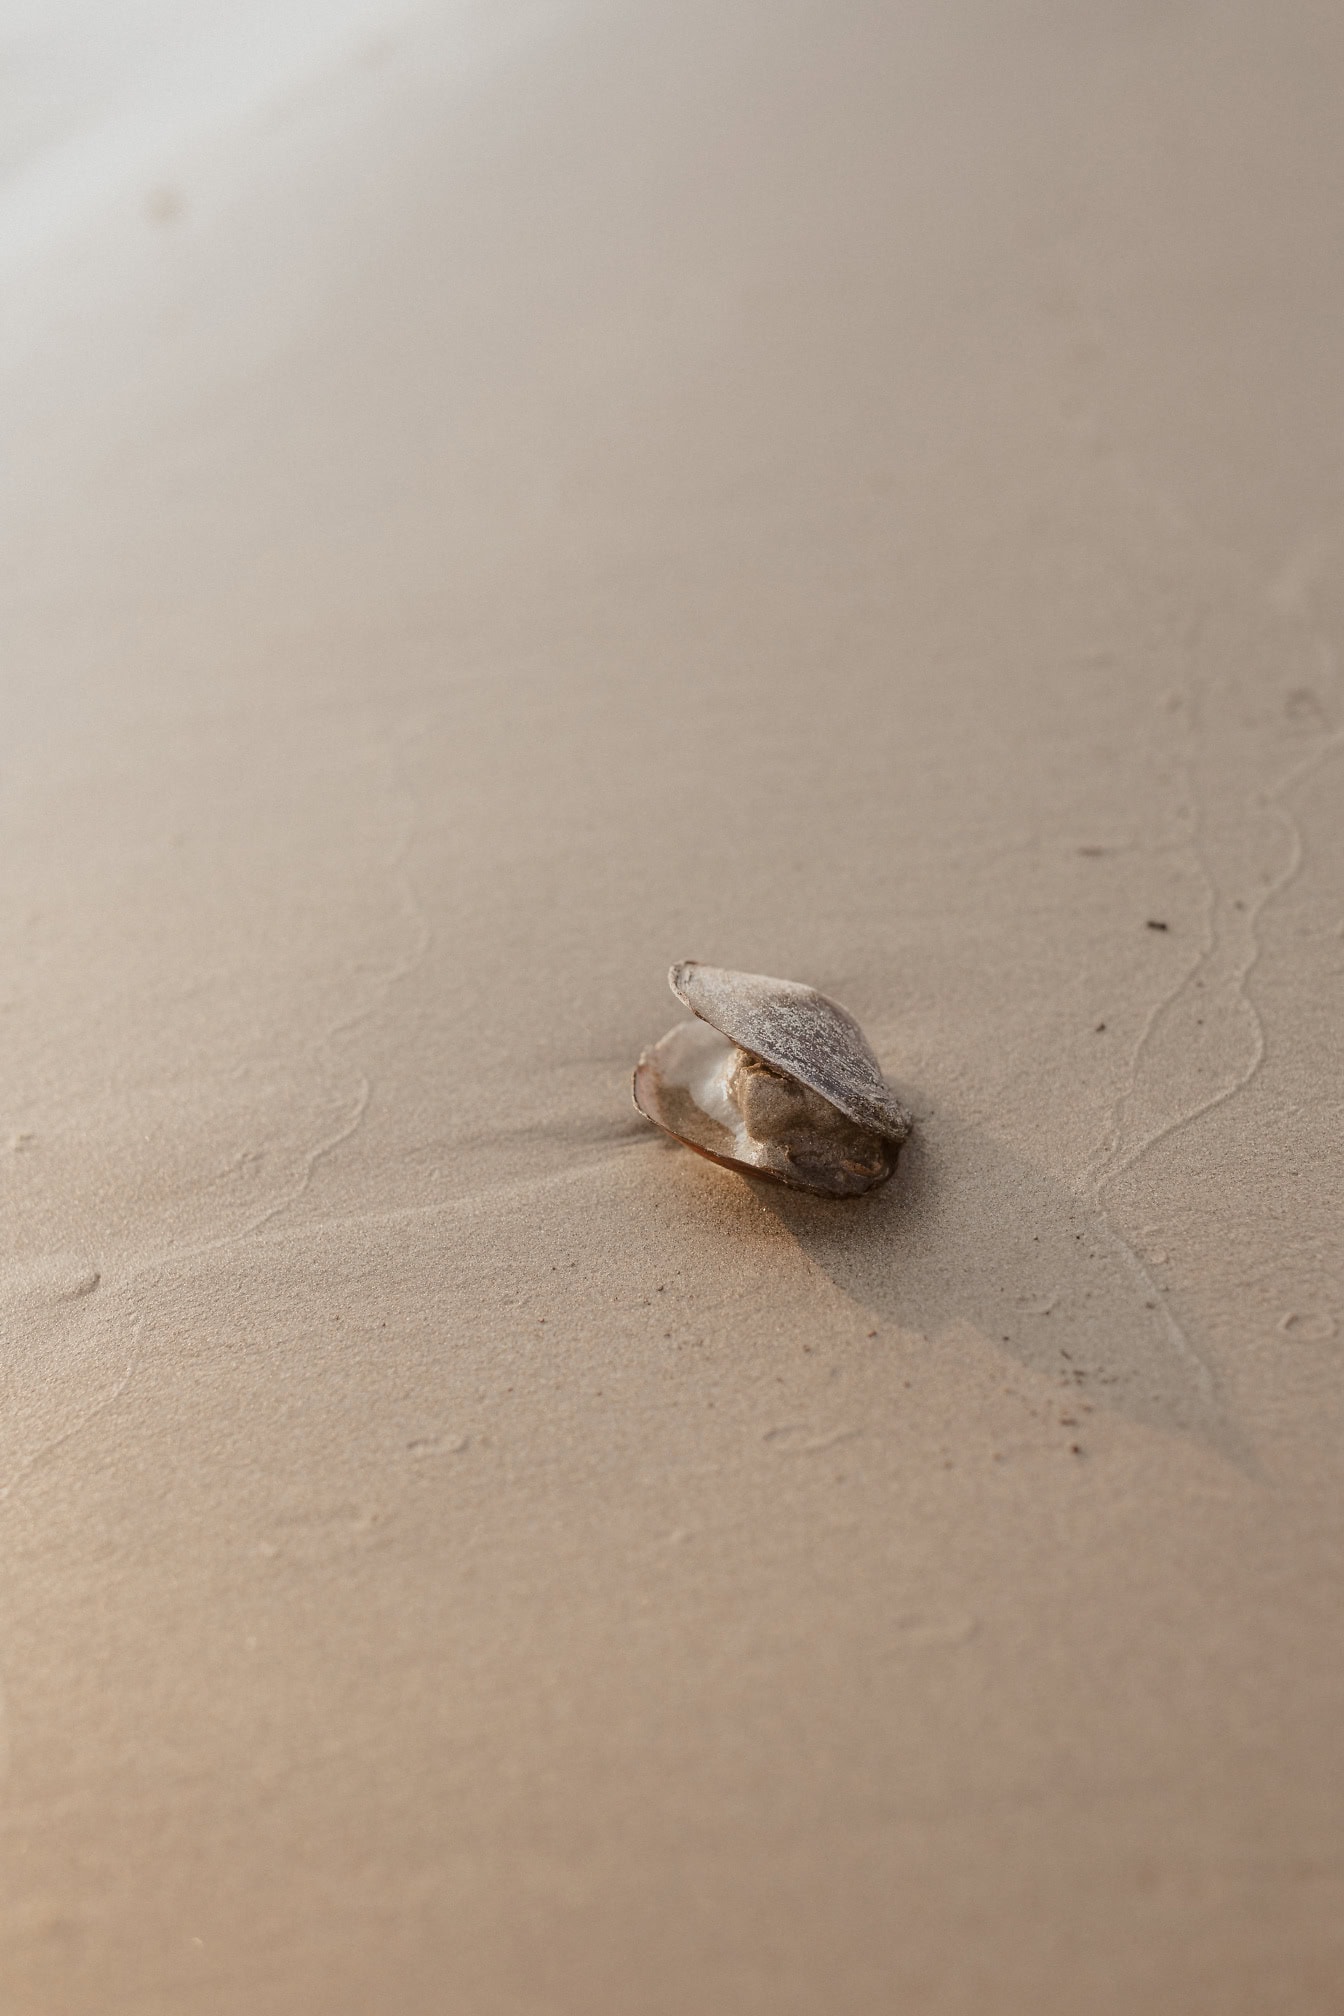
[633,1013,903,1200]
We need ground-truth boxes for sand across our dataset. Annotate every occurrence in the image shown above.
[2,3,1342,2010]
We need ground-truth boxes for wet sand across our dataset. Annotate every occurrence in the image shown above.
[2,3,1343,2010]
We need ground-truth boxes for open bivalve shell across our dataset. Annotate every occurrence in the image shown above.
[633,962,912,1198]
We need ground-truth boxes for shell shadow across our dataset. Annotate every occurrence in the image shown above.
[754,1109,1240,1459]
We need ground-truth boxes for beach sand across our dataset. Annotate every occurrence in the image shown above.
[2,3,1342,2010]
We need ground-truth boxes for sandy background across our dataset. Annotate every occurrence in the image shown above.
[2,2,1343,2010]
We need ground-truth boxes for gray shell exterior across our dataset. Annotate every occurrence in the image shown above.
[669,961,912,1144]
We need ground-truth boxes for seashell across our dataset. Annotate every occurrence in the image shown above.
[633,961,912,1198]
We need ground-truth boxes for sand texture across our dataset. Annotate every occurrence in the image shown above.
[2,3,1343,2011]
